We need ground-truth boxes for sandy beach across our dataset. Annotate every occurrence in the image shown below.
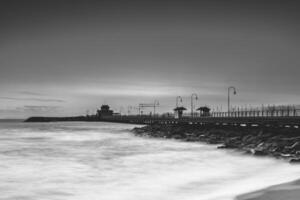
[236,179,300,200]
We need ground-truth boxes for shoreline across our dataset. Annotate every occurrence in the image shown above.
[132,124,300,199]
[236,179,300,200]
[132,124,300,162]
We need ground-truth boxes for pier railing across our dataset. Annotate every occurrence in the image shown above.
[210,105,300,118]
[98,105,300,127]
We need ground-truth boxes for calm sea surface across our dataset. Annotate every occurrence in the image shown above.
[1,121,300,200]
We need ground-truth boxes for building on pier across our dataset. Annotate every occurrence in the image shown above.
[97,105,113,118]
[197,106,211,117]
[174,106,187,119]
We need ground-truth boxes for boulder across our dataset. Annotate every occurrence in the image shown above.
[185,136,199,142]
[172,134,183,139]
[290,158,300,163]
[249,148,267,156]
[289,142,300,151]
[217,144,237,149]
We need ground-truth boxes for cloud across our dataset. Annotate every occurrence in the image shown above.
[0,105,62,119]
[75,85,221,97]
[19,105,60,112]
[0,96,65,103]
[0,106,59,113]
[17,91,44,96]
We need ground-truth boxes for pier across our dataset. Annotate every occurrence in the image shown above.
[94,91,300,128]
[98,115,300,128]
[91,103,300,127]
[25,104,300,128]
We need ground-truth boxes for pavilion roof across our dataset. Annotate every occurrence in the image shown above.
[196,106,210,111]
[173,106,187,111]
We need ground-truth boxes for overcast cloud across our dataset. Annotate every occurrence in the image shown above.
[0,0,299,118]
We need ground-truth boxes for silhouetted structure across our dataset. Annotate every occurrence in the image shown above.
[174,106,187,119]
[97,105,113,118]
[197,106,211,117]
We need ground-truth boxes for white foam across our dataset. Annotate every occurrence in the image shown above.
[0,122,300,200]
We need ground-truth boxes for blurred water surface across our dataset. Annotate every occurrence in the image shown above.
[1,121,300,200]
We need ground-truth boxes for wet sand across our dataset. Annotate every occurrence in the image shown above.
[236,179,300,200]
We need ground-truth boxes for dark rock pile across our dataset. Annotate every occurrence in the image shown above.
[132,124,300,163]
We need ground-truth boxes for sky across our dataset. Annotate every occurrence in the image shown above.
[0,0,300,118]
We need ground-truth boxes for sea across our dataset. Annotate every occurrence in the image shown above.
[1,121,300,200]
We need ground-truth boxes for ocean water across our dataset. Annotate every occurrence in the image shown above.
[1,122,300,200]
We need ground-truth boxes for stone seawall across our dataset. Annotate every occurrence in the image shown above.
[132,124,300,163]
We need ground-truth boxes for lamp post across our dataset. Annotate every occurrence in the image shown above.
[228,86,237,116]
[191,93,198,117]
[176,96,183,107]
[133,106,139,115]
[127,106,133,115]
[119,106,125,116]
[153,100,159,116]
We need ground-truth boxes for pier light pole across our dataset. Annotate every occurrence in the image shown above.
[191,93,198,117]
[176,96,183,107]
[119,106,125,116]
[153,100,159,116]
[133,107,139,115]
[228,86,237,116]
[127,106,133,115]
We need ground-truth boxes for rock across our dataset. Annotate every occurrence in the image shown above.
[172,134,183,139]
[185,136,199,142]
[242,135,255,143]
[257,142,264,147]
[289,142,300,151]
[249,148,267,156]
[217,144,236,149]
[280,153,293,158]
[131,124,300,162]
[290,158,300,163]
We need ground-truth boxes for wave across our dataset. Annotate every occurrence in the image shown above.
[0,122,299,200]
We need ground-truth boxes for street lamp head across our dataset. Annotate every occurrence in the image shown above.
[191,93,198,100]
[229,86,237,95]
[176,96,182,107]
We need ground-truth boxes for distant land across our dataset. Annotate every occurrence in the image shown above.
[0,119,25,122]
[24,116,88,122]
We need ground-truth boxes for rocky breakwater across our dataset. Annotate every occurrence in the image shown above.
[132,124,300,163]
